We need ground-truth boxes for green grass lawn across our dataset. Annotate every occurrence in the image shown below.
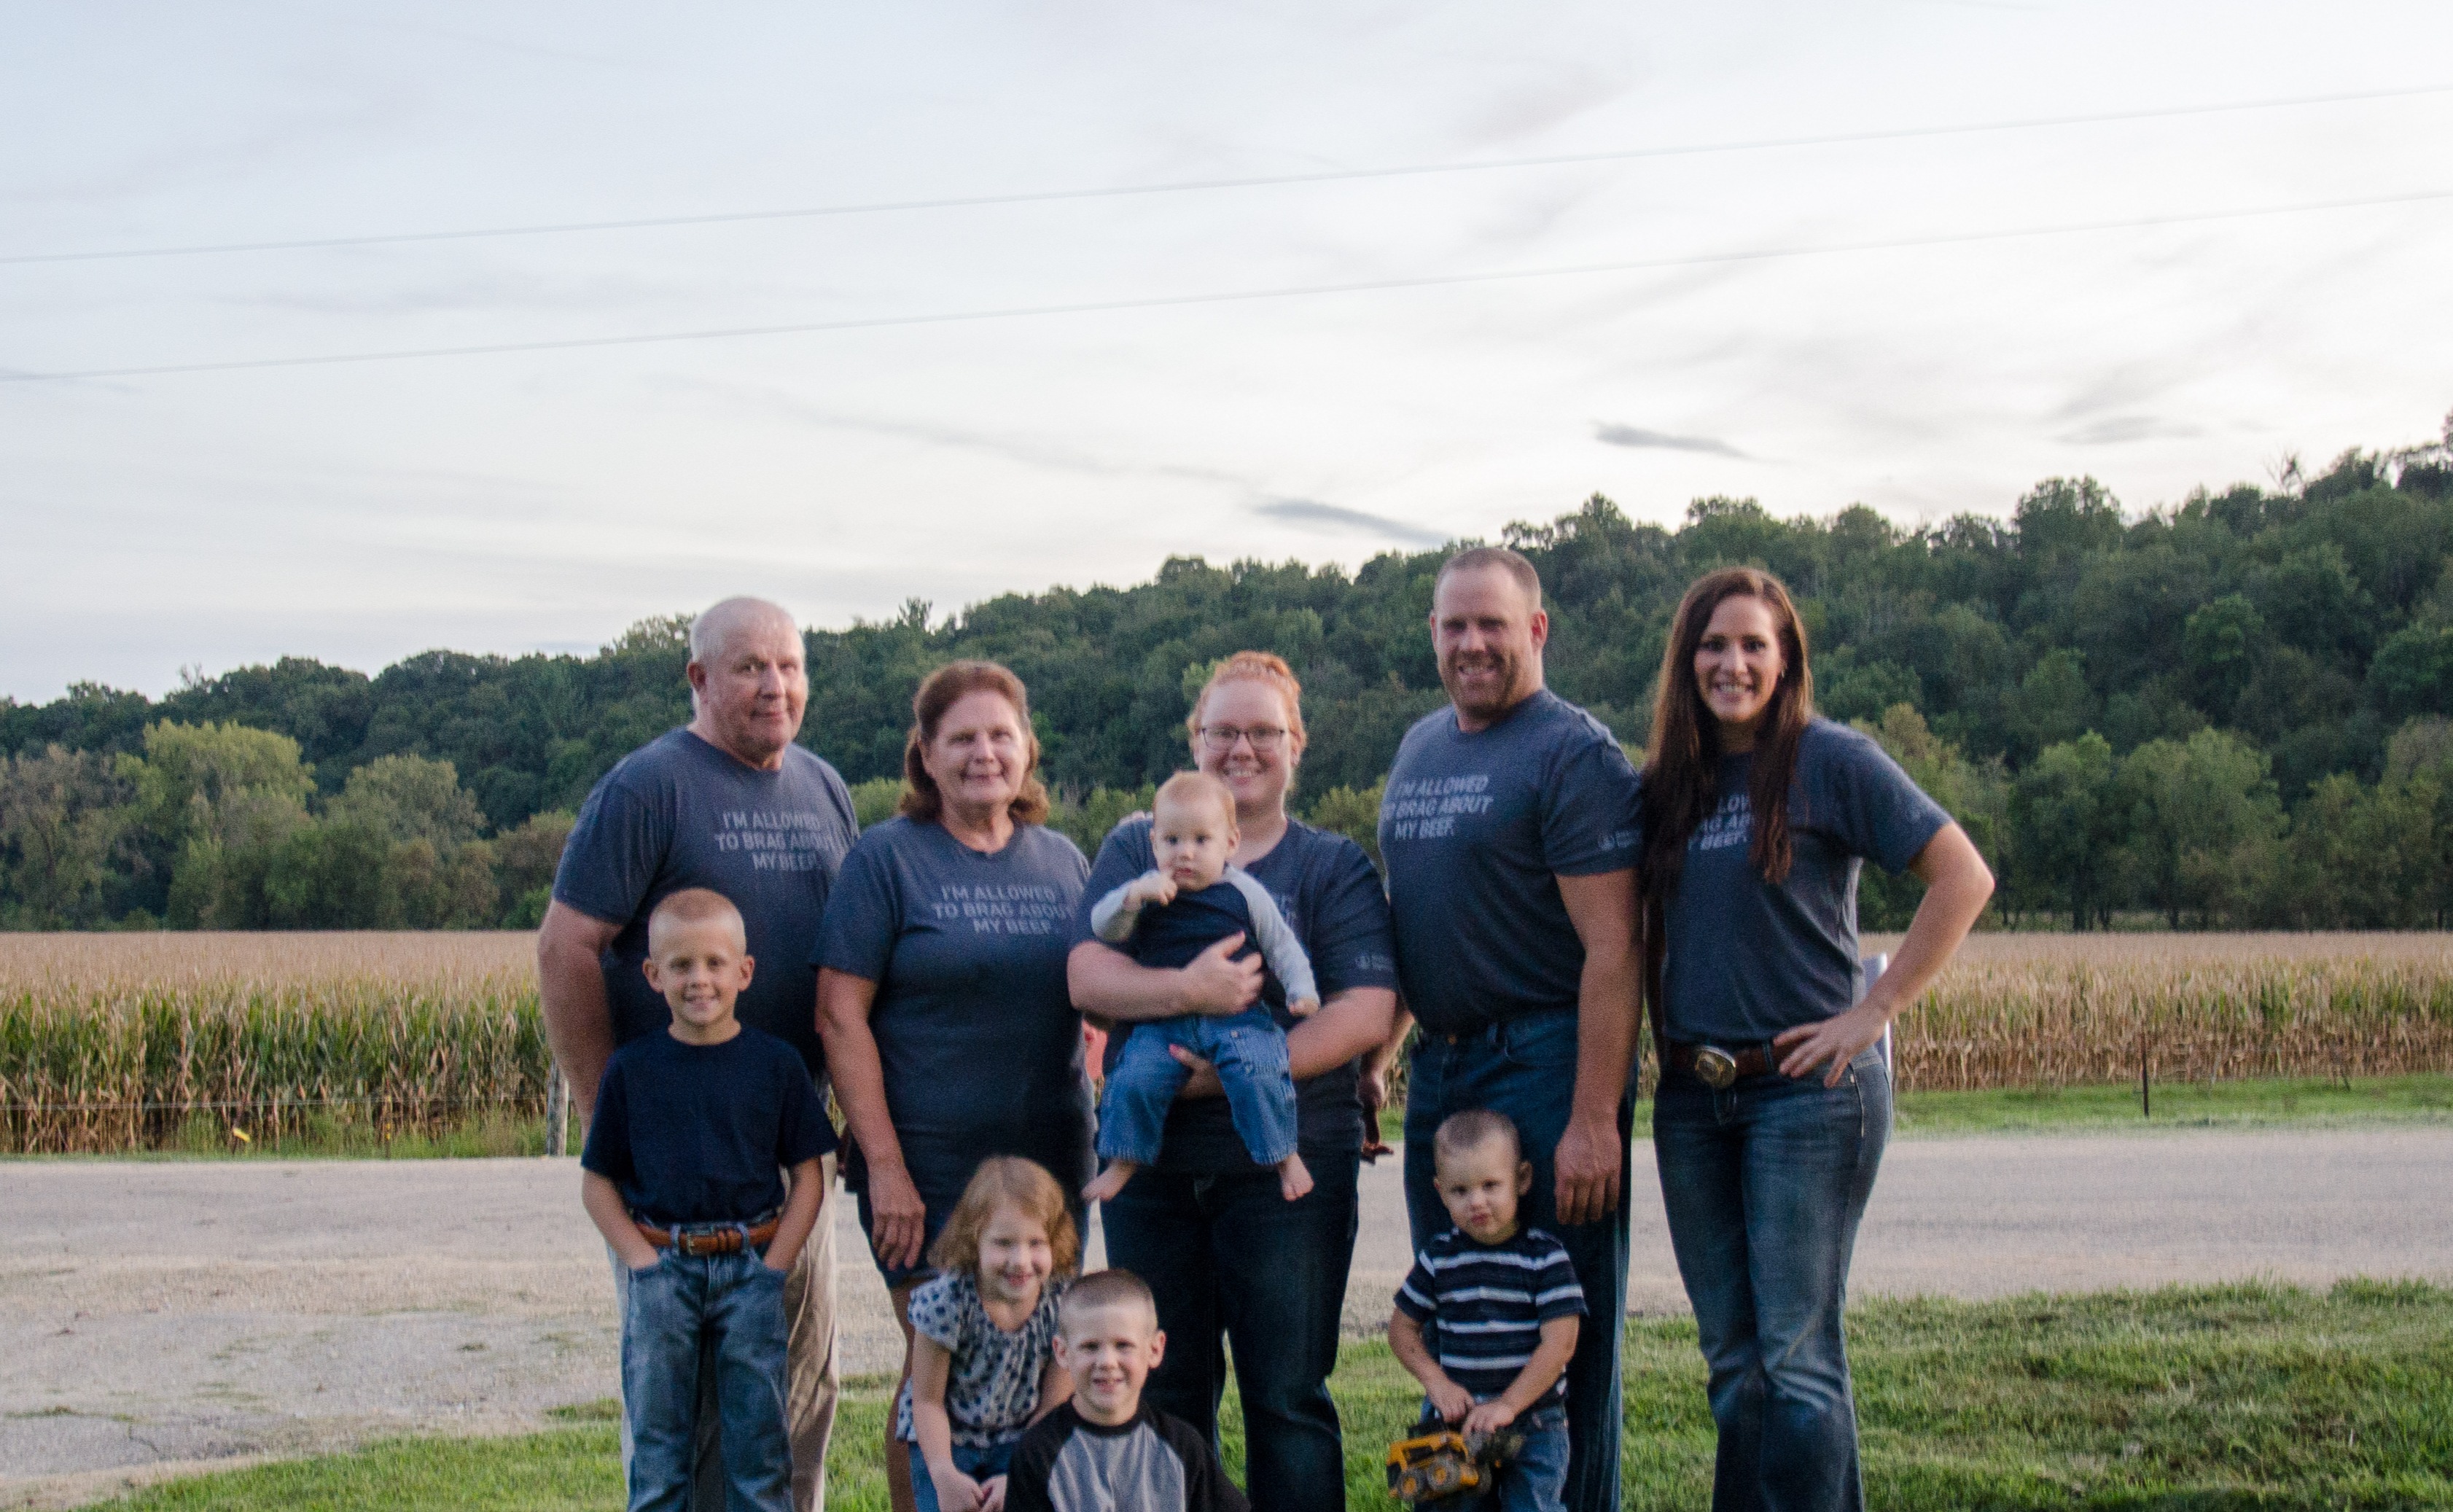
[93,1279,2453,1511]
[1371,1072,2453,1145]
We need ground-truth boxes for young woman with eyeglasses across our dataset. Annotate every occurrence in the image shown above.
[1066,652,1400,1511]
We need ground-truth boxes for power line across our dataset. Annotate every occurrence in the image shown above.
[4,82,2448,267]
[5,186,2445,385]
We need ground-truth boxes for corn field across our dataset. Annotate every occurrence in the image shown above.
[1882,933,2453,1091]
[0,932,545,1154]
[5,931,2453,1153]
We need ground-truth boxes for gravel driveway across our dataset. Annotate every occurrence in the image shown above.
[7,1127,2450,1508]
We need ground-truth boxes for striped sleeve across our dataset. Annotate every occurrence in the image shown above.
[1393,1252,1439,1322]
[1530,1235,1586,1322]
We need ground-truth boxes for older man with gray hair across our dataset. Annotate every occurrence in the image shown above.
[541,596,860,1511]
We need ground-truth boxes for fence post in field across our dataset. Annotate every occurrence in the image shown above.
[2139,1023,2152,1119]
[546,1070,569,1156]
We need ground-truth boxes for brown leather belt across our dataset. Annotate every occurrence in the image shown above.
[1664,1040,1774,1090]
[635,1218,779,1256]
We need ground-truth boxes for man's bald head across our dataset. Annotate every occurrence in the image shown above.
[690,597,797,666]
[685,597,808,771]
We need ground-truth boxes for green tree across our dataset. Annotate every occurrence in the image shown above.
[2009,732,2124,929]
[1852,704,2007,929]
[327,754,485,849]
[0,745,138,927]
[1305,780,1387,868]
[2115,729,2282,927]
[492,810,574,927]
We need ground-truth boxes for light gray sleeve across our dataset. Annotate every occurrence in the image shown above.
[1224,866,1317,1004]
[1090,879,1142,944]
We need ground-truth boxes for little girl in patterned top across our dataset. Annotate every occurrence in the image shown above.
[902,1156,1080,1512]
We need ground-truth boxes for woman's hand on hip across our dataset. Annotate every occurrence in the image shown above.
[865,1158,929,1272]
[1176,933,1263,1016]
[1772,1000,1889,1087]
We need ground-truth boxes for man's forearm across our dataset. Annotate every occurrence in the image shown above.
[1571,946,1637,1125]
[539,930,617,1122]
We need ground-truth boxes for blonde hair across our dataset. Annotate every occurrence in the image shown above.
[1153,770,1236,830]
[647,887,746,951]
[927,1156,1081,1279]
[1060,1269,1158,1333]
[899,660,1053,826]
[1184,651,1307,756]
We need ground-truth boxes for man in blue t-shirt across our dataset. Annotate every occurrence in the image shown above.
[541,596,859,1512]
[1374,547,1641,1512]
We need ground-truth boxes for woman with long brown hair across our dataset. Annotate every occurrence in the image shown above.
[1637,567,1992,1512]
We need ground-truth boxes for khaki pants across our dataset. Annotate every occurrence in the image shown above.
[612,1153,840,1512]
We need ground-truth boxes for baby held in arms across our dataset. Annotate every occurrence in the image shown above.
[1083,771,1321,1204]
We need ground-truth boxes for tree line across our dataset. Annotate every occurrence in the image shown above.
[4,419,2451,931]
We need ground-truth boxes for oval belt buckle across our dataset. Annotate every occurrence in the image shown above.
[1693,1045,1739,1090]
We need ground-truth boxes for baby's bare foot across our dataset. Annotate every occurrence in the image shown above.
[1277,1153,1314,1202]
[1083,1161,1139,1204]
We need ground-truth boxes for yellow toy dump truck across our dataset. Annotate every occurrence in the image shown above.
[1385,1420,1528,1507]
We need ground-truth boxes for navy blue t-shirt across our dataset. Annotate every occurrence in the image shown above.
[1378,690,1640,1035]
[1075,817,1398,1169]
[1650,718,1951,1043]
[553,729,858,1077]
[814,817,1095,1200]
[580,1024,838,1225]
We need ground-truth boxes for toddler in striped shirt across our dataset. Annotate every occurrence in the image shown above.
[1389,1109,1585,1512]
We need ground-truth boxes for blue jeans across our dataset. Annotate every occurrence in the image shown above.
[1098,1007,1297,1167]
[1102,1152,1359,1511]
[908,1439,1015,1512]
[1404,1010,1633,1512]
[1496,1404,1572,1512]
[622,1244,793,1512]
[1653,1048,1892,1512]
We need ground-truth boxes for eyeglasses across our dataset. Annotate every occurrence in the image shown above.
[1198,724,1290,752]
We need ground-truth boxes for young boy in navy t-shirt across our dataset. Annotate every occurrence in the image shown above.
[581,887,836,1512]
[1389,1109,1585,1512]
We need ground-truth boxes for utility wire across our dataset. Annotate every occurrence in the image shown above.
[4,186,2446,385]
[4,82,2448,267]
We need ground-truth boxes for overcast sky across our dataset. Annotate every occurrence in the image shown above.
[5,2,2449,702]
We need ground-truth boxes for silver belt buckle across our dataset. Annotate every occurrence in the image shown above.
[1691,1045,1739,1090]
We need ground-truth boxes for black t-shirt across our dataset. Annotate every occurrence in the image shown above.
[553,728,859,1078]
[580,1025,838,1225]
[1005,1400,1249,1512]
[1072,817,1397,1170]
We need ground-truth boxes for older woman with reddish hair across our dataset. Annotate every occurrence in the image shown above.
[815,660,1093,1512]
[1068,652,1400,1511]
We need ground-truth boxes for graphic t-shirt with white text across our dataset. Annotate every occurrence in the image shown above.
[815,816,1095,1199]
[553,728,858,1077]
[1650,717,1950,1044]
[1378,690,1639,1036]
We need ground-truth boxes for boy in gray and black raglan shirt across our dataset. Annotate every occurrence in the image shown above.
[1005,1271,1248,1512]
